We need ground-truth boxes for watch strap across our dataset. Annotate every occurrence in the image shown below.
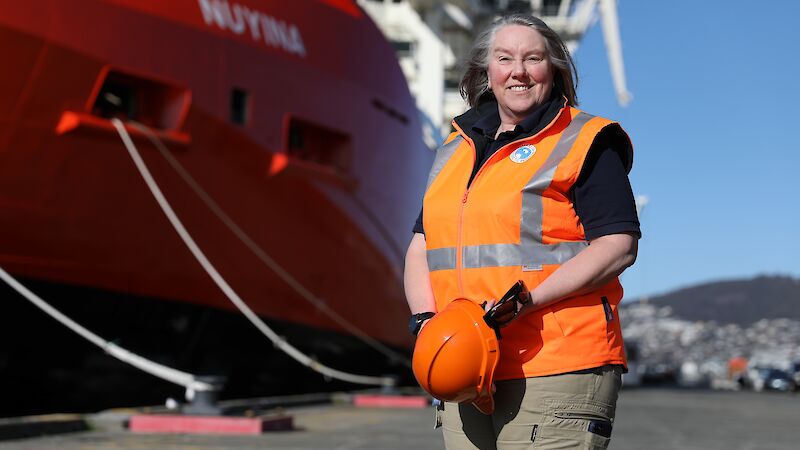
[409,312,436,336]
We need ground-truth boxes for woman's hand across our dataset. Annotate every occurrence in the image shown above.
[483,280,533,328]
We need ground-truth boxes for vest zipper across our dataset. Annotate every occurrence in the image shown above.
[456,191,467,295]
[450,105,567,297]
[451,124,476,298]
[456,138,519,296]
[453,127,535,296]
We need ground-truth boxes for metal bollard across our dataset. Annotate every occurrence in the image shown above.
[182,375,226,416]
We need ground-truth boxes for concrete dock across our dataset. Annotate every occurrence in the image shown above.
[1,388,798,449]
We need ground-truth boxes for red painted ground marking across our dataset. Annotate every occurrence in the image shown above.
[128,414,293,435]
[352,395,430,408]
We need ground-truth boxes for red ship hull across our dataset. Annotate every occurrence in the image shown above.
[0,0,429,361]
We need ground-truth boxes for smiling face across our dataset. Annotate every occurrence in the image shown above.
[487,25,554,127]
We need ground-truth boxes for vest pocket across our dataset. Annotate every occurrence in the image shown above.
[541,305,566,339]
[601,297,614,322]
[549,296,604,337]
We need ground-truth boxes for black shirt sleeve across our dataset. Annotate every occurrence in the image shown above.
[573,126,641,241]
[413,208,425,235]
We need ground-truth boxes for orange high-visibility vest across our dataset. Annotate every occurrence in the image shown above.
[423,104,631,380]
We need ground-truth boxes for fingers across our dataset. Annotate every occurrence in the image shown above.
[492,299,516,316]
[482,282,532,331]
[492,311,516,326]
[485,298,518,328]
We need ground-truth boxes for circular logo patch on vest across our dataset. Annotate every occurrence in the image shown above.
[510,145,536,164]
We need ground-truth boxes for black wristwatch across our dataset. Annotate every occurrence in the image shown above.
[408,312,436,336]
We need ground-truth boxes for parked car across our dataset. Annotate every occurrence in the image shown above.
[791,361,800,387]
[746,367,797,392]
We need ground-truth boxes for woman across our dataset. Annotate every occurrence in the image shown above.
[404,14,640,450]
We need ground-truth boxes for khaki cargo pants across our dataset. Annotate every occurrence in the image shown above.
[439,365,622,450]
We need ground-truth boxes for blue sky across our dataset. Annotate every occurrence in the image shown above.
[573,0,800,300]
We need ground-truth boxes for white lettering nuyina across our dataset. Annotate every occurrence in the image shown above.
[197,0,306,57]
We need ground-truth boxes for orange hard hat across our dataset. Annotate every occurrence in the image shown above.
[411,299,500,414]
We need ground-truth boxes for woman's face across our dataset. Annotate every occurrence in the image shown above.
[487,25,554,125]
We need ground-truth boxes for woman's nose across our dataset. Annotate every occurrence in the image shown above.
[511,59,526,77]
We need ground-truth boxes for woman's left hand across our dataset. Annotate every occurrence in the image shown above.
[483,280,533,328]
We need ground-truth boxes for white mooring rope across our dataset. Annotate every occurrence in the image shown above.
[0,267,214,393]
[111,118,395,387]
[128,121,410,367]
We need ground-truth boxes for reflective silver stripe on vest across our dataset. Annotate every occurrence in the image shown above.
[460,242,587,269]
[425,136,464,192]
[427,247,457,272]
[520,111,594,270]
[426,112,595,272]
[428,241,588,271]
[462,243,518,269]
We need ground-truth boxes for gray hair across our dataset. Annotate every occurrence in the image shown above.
[459,14,578,107]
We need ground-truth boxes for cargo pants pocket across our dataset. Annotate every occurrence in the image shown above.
[530,400,614,450]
